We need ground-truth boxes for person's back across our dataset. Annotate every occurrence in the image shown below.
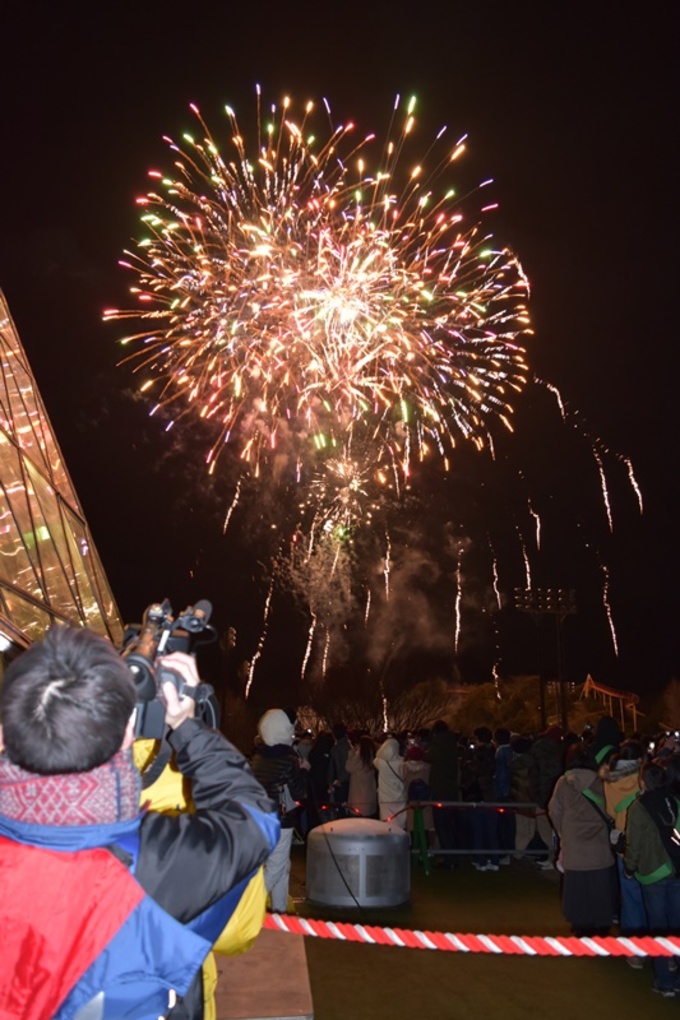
[423,723,459,800]
[250,709,309,913]
[0,624,279,1020]
[374,737,406,827]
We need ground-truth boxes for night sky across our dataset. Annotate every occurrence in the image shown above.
[1,5,677,708]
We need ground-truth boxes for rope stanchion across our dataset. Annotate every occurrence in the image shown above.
[263,913,680,958]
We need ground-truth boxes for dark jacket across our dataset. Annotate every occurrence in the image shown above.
[423,731,460,800]
[531,733,564,807]
[250,744,308,829]
[624,790,679,885]
[462,742,495,802]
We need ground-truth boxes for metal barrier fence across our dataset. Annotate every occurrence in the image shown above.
[400,800,550,876]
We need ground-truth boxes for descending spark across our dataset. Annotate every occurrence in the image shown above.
[301,611,317,680]
[528,499,541,550]
[364,588,371,625]
[222,476,243,533]
[540,379,641,525]
[454,549,463,655]
[592,447,613,532]
[380,679,389,732]
[491,623,502,698]
[108,91,532,505]
[245,572,276,698]
[538,378,566,420]
[624,457,644,514]
[321,626,331,678]
[489,543,502,611]
[600,563,619,656]
[384,531,391,600]
[516,526,532,588]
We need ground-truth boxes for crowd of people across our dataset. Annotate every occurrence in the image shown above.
[251,710,680,1000]
[1,621,679,1015]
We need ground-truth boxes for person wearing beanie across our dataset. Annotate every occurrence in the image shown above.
[591,715,623,767]
[250,709,309,913]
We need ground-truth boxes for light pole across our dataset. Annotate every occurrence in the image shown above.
[514,587,577,731]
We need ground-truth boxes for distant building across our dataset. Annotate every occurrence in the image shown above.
[0,291,122,671]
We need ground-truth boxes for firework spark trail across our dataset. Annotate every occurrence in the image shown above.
[321,626,331,679]
[488,539,502,611]
[516,526,532,588]
[301,611,317,680]
[222,476,243,533]
[539,378,642,520]
[245,571,277,699]
[528,499,541,550]
[454,549,463,655]
[538,378,567,420]
[490,614,502,697]
[107,91,533,520]
[600,562,619,656]
[624,457,644,514]
[592,447,614,533]
[384,531,391,600]
[364,588,371,625]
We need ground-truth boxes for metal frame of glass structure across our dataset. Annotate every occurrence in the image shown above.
[0,291,123,656]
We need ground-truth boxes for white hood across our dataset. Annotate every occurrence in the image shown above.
[258,708,295,747]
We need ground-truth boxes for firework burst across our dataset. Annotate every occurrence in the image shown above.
[107,91,532,499]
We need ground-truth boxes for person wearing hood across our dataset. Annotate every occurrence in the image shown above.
[624,757,680,998]
[374,737,407,828]
[590,715,623,768]
[251,709,310,913]
[548,743,617,936]
[600,741,647,951]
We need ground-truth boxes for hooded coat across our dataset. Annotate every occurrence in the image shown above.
[548,767,613,871]
[600,758,642,832]
[250,710,308,829]
[374,739,406,825]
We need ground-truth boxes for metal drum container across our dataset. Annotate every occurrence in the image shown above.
[306,817,410,908]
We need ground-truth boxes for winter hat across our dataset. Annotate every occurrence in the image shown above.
[258,708,296,747]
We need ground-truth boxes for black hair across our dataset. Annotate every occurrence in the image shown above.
[665,754,680,797]
[358,734,376,768]
[641,760,668,791]
[1,625,137,775]
[565,742,596,770]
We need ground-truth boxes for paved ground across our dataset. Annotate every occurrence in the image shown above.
[286,848,676,1020]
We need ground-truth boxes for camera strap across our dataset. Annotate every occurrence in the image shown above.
[140,737,174,790]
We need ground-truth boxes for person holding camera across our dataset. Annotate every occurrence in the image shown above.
[0,624,280,1020]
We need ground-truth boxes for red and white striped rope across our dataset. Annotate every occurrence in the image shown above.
[264,914,680,958]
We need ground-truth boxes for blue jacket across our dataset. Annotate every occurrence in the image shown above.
[0,720,280,1020]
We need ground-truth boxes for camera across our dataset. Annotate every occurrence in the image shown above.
[121,599,219,738]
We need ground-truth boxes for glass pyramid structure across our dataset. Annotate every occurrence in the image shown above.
[0,291,123,659]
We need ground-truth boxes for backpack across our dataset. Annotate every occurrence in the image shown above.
[408,778,431,801]
[640,790,680,876]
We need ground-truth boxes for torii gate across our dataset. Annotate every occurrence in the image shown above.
[580,674,640,731]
